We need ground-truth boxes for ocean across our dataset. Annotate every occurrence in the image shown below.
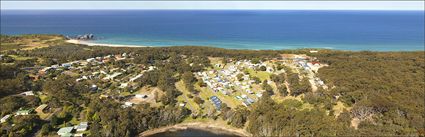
[1,10,424,51]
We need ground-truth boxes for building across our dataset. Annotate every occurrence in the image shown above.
[179,102,186,107]
[57,127,74,137]
[103,72,122,80]
[74,133,84,137]
[256,93,263,98]
[35,104,48,113]
[119,83,129,89]
[242,100,251,107]
[122,102,133,108]
[90,85,98,92]
[62,63,72,68]
[0,114,12,123]
[75,122,88,132]
[247,98,255,104]
[86,58,95,62]
[16,109,33,116]
[210,96,222,110]
[129,74,143,82]
[20,91,35,96]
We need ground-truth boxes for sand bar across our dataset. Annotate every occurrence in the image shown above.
[139,122,252,137]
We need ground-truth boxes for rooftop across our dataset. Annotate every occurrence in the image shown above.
[57,127,74,134]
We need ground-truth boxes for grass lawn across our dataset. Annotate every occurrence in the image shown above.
[39,95,50,103]
[119,91,132,96]
[246,68,271,81]
[176,81,201,113]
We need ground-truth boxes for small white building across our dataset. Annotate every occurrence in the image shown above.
[75,122,88,132]
[86,58,95,62]
[119,83,128,89]
[16,109,32,116]
[241,94,248,99]
[1,114,12,123]
[122,102,133,108]
[21,91,35,96]
[57,127,74,137]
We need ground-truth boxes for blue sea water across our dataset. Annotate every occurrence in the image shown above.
[1,10,424,51]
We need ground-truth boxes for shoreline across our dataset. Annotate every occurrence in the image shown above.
[66,39,149,47]
[139,122,252,137]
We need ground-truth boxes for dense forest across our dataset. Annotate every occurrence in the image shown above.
[0,35,424,136]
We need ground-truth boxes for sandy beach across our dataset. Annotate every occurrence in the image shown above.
[66,39,148,47]
[139,122,252,137]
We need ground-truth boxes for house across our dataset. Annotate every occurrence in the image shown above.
[51,65,59,69]
[35,104,48,113]
[129,74,143,82]
[148,66,156,71]
[20,91,35,96]
[74,133,84,137]
[102,72,122,80]
[16,109,33,116]
[62,63,72,68]
[1,114,12,123]
[75,122,88,132]
[242,101,251,107]
[86,58,95,62]
[119,83,128,89]
[122,102,133,108]
[210,96,222,110]
[57,127,74,137]
[90,85,98,92]
[247,98,255,104]
[179,102,186,107]
[256,93,263,98]
[221,90,230,95]
[241,94,247,99]
[317,80,325,86]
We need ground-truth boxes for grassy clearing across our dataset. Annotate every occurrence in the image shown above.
[333,101,350,117]
[0,43,25,51]
[208,57,223,65]
[1,34,65,51]
[39,95,50,103]
[246,68,271,81]
[119,91,132,96]
[176,81,200,112]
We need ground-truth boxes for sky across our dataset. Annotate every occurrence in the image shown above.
[1,1,424,10]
